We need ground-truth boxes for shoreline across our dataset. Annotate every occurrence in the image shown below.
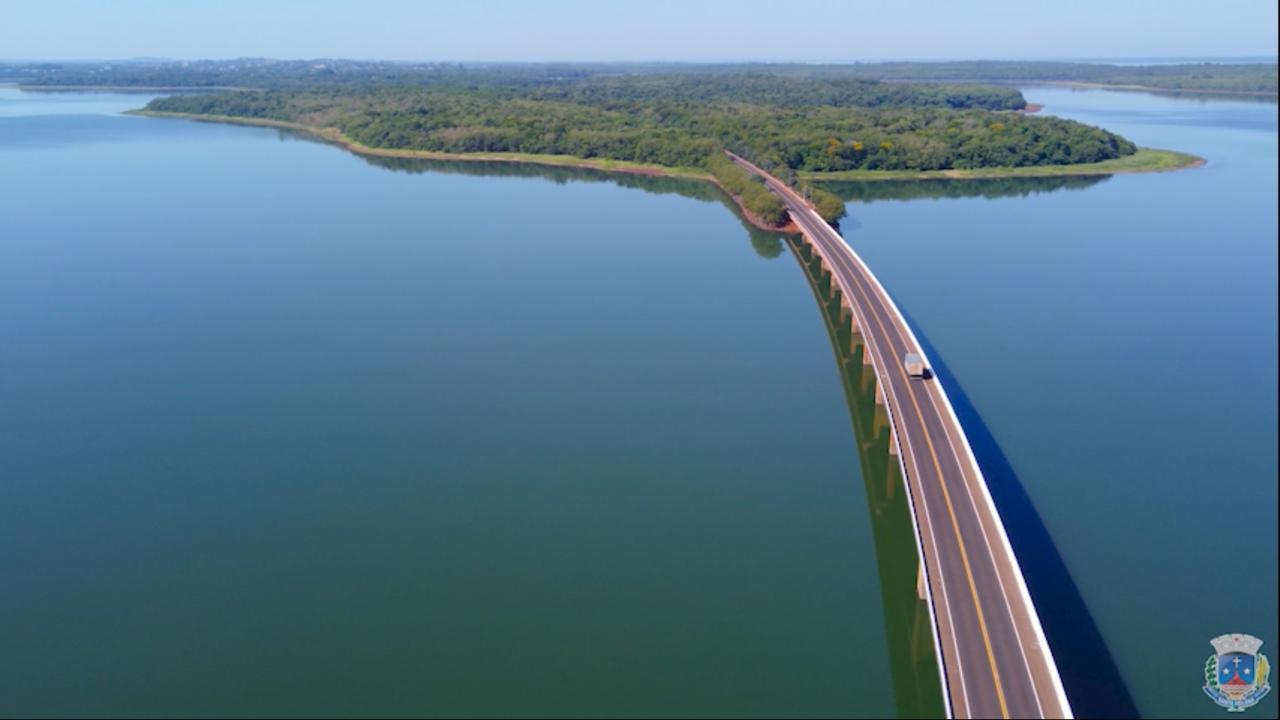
[130,109,1201,221]
[18,84,245,92]
[128,110,712,179]
[130,110,806,232]
[1042,80,1278,97]
[799,148,1204,182]
[20,80,1277,99]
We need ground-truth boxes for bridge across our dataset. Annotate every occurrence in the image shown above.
[729,153,1073,719]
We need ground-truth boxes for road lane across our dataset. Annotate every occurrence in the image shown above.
[729,154,1071,719]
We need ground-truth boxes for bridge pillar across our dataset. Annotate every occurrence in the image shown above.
[837,305,851,334]
[872,403,890,438]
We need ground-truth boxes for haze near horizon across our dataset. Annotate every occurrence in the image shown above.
[1,0,1276,63]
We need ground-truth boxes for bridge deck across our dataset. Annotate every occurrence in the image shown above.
[729,153,1071,719]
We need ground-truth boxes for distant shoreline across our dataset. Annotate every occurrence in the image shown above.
[1042,80,1277,97]
[799,149,1204,181]
[129,109,1203,220]
[18,84,243,92]
[866,79,1276,98]
[18,76,1278,99]
[128,109,713,178]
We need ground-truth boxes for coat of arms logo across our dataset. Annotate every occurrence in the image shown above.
[1204,634,1271,712]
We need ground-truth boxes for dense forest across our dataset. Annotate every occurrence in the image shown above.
[8,58,1276,94]
[145,80,1135,172]
[137,70,1141,225]
[4,60,1160,226]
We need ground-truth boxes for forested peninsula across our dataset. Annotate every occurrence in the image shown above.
[129,67,1186,227]
[9,61,1206,228]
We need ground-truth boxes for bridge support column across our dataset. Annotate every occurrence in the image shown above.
[850,334,866,366]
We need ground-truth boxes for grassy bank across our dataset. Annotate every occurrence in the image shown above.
[799,148,1203,181]
[129,110,712,181]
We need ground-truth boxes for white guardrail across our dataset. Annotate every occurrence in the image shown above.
[801,202,1073,720]
[800,214,955,719]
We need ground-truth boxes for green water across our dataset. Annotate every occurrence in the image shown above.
[787,236,946,719]
[0,87,894,717]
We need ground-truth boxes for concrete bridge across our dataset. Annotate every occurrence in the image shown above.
[729,153,1073,719]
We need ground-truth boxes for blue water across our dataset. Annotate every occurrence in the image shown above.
[836,85,1277,718]
[0,83,1275,718]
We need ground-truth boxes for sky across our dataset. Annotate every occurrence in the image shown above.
[1,0,1276,63]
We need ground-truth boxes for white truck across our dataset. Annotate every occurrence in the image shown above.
[904,352,928,379]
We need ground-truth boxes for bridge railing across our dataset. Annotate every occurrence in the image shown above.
[751,152,1074,717]
[791,214,955,720]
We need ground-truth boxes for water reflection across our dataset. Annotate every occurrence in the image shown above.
[818,174,1108,203]
[786,234,947,719]
[356,152,793,259]
[267,132,1137,716]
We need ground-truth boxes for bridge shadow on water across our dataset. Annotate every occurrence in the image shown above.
[303,140,1137,717]
[898,311,1140,719]
[802,174,1139,718]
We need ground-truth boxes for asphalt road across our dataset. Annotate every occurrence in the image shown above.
[730,154,1071,719]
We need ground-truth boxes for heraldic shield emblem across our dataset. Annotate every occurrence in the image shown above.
[1204,634,1271,712]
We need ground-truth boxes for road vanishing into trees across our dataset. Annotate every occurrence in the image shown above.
[729,152,1072,719]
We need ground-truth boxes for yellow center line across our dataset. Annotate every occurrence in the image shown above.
[825,226,1010,720]
[753,171,1016,717]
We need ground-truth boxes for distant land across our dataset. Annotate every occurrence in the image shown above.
[5,58,1276,95]
[4,59,1231,227]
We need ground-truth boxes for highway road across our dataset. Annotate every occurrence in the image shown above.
[729,154,1072,719]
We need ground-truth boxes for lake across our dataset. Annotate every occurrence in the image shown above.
[827,85,1277,719]
[0,86,891,718]
[1,84,1275,718]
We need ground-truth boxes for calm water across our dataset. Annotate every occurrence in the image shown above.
[829,85,1277,718]
[0,86,892,717]
[1,84,1276,718]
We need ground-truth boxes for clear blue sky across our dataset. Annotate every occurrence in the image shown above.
[2,0,1276,62]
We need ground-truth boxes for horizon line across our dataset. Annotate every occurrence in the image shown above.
[2,55,1277,65]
